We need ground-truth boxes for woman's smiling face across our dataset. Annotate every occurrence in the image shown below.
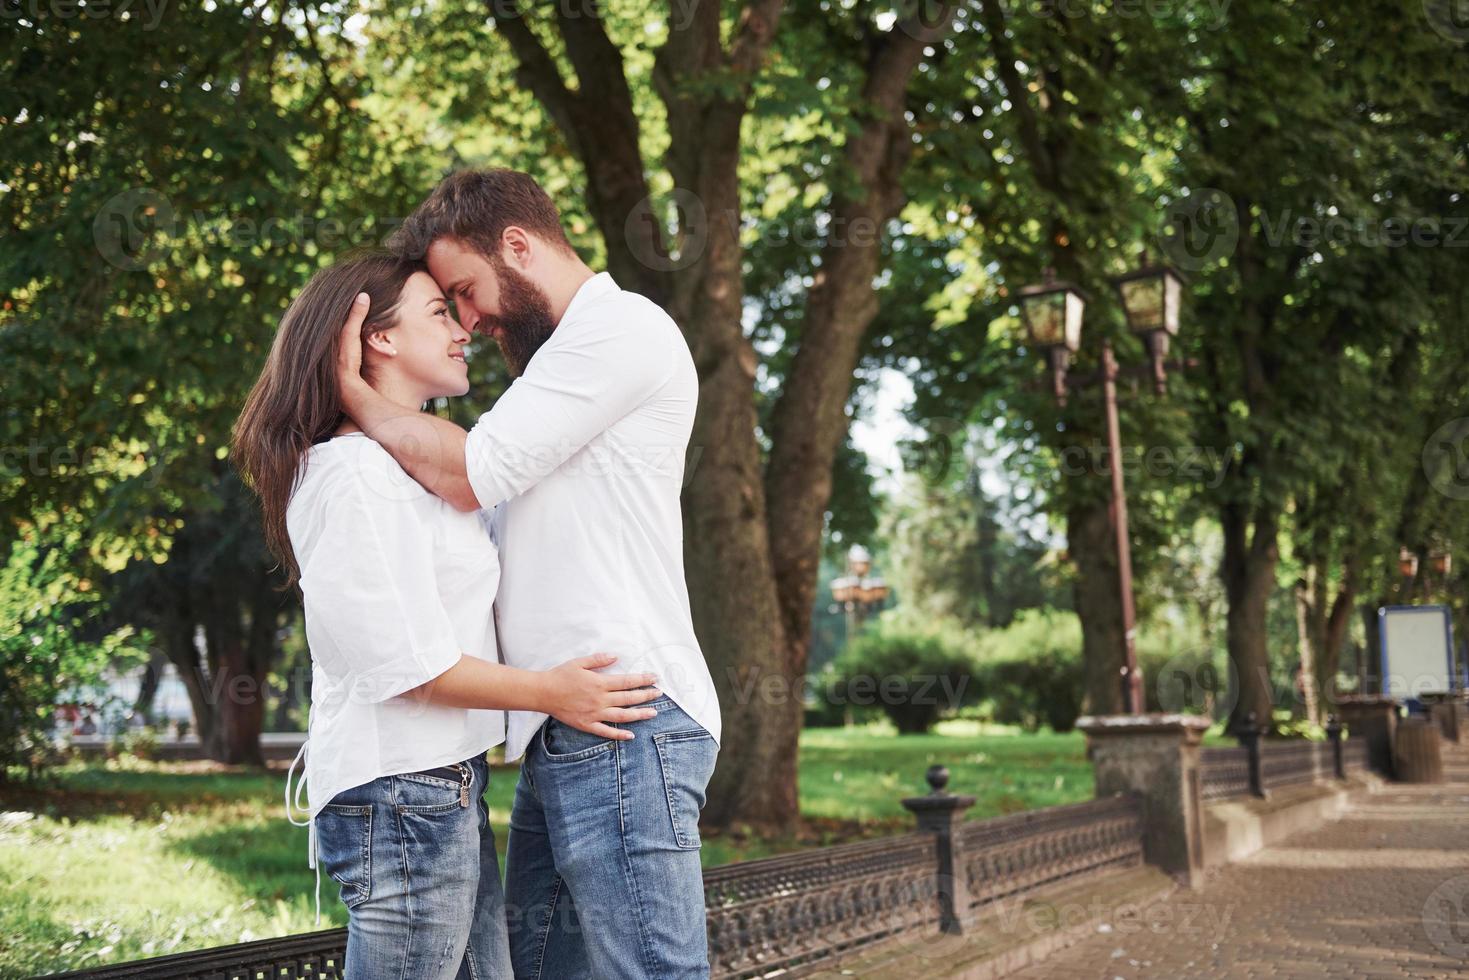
[366,271,473,401]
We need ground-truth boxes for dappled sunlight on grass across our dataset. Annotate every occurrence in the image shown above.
[0,759,520,976]
[0,804,332,976]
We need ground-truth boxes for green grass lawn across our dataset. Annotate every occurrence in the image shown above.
[0,722,1088,977]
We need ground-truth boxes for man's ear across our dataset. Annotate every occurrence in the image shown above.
[501,226,533,267]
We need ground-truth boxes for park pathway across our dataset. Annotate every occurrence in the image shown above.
[1007,742,1469,979]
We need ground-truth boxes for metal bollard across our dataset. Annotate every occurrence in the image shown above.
[1325,714,1346,780]
[1239,711,1267,798]
[901,765,977,934]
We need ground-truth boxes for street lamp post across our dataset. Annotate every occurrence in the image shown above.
[1429,550,1453,587]
[831,544,890,640]
[1018,260,1189,716]
[1400,546,1454,597]
[1399,546,1420,585]
[1396,545,1458,689]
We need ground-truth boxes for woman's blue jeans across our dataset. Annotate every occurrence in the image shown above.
[315,753,513,979]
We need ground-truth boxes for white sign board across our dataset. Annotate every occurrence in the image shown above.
[1379,605,1455,699]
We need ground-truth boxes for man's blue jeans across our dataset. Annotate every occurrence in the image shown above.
[504,695,719,979]
[314,754,513,979]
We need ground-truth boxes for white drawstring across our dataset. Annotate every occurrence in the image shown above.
[284,738,322,925]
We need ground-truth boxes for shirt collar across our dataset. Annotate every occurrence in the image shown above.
[560,272,618,325]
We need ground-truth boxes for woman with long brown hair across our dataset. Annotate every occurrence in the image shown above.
[232,253,662,979]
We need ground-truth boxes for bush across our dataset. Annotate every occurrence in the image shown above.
[973,610,1086,732]
[115,727,160,761]
[828,614,978,734]
[1269,712,1327,740]
[0,535,147,781]
[802,684,854,728]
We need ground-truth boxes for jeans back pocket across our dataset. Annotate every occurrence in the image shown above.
[316,803,373,909]
[652,730,719,849]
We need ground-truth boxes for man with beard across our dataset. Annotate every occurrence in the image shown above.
[333,169,721,980]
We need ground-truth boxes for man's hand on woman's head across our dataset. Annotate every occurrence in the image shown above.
[336,291,371,406]
[326,288,479,510]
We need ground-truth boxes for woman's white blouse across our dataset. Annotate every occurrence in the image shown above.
[286,433,504,818]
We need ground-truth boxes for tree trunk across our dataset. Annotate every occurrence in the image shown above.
[199,567,280,766]
[976,494,1001,627]
[678,266,796,831]
[1292,578,1319,724]
[1314,560,1357,712]
[202,621,266,766]
[977,2,1141,720]
[1361,601,1384,695]
[211,659,266,766]
[161,618,215,748]
[1070,498,1127,716]
[752,17,946,826]
[1221,503,1280,733]
[487,1,955,831]
[130,649,169,723]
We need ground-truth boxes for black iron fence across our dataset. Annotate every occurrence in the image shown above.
[1199,715,1371,803]
[1199,744,1252,803]
[961,793,1142,911]
[704,830,944,977]
[48,772,1144,980]
[45,930,349,980]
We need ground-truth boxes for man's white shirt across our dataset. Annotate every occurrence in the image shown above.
[466,272,721,762]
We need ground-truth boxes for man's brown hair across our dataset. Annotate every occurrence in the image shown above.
[389,169,576,262]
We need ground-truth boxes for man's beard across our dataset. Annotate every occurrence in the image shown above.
[482,259,557,378]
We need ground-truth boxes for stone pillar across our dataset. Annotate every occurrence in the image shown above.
[1077,714,1211,889]
[1421,693,1467,744]
[901,765,977,934]
[1394,718,1444,783]
[1338,695,1398,777]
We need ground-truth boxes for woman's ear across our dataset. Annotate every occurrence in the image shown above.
[364,330,397,358]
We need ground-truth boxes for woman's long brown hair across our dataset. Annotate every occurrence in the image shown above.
[232,253,424,588]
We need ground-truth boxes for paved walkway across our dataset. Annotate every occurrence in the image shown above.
[1009,744,1469,979]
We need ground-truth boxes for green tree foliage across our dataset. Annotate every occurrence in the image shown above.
[0,1,482,761]
[1161,0,1469,728]
[883,465,1066,630]
[881,0,1469,727]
